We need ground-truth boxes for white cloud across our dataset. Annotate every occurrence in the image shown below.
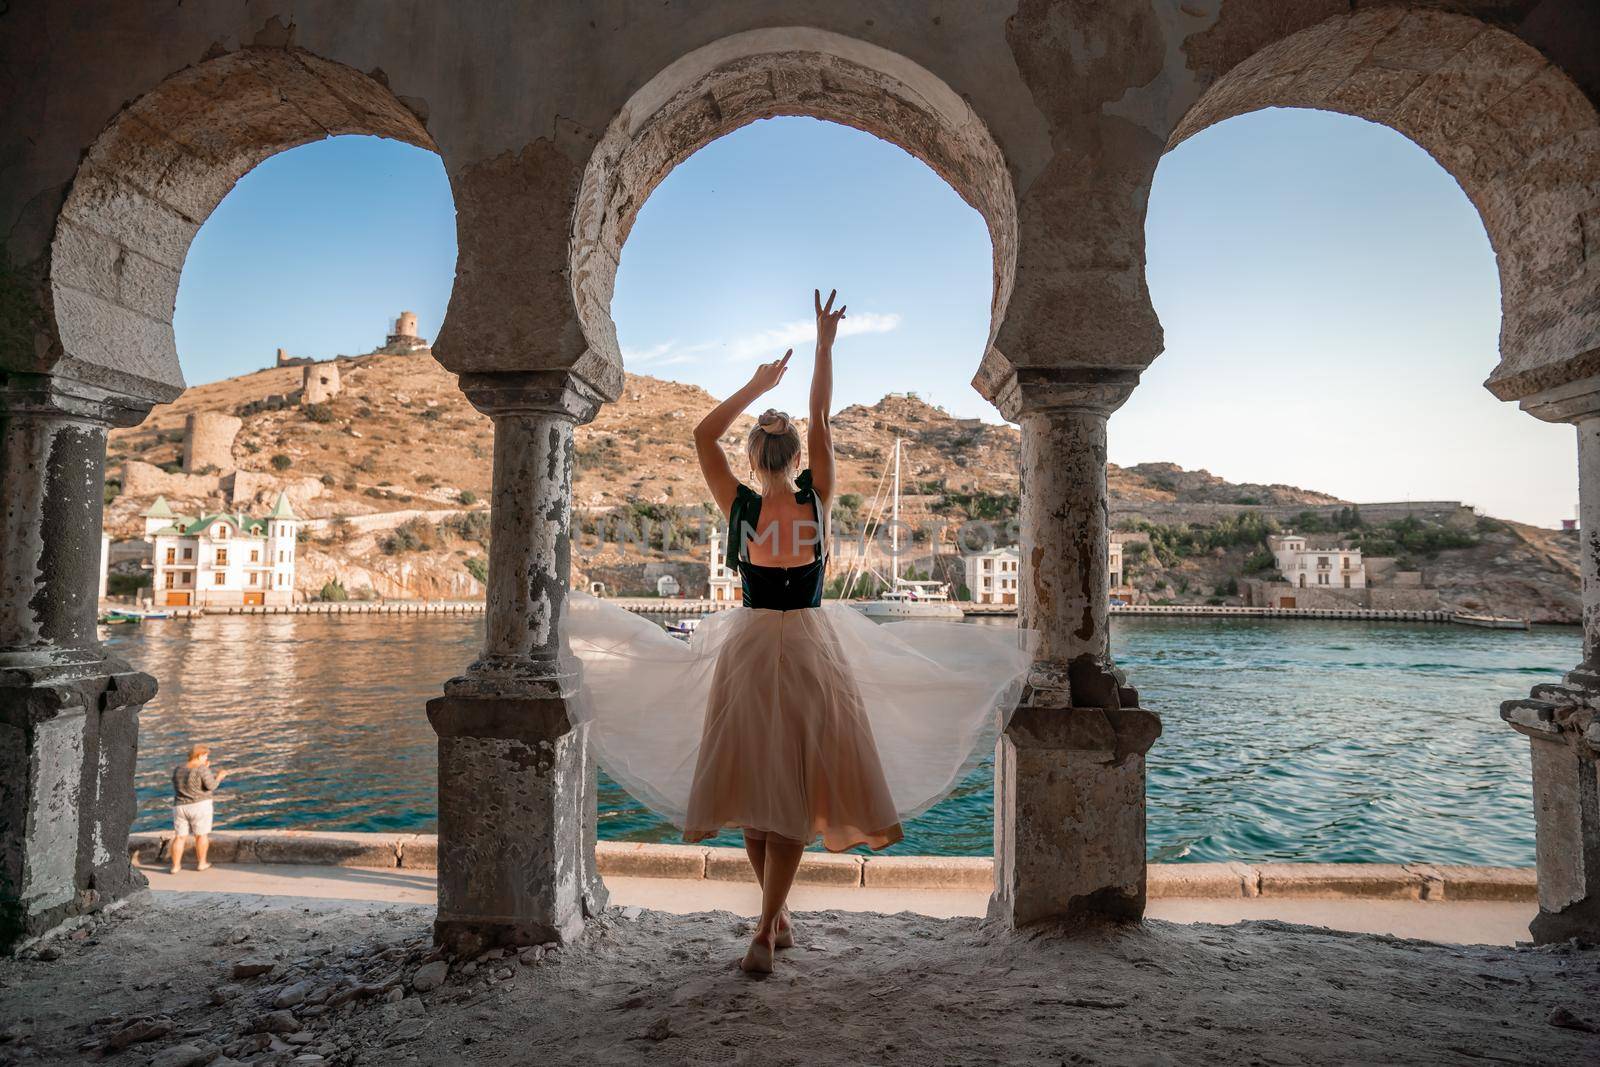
[723,312,902,362]
[620,340,710,368]
[621,312,903,370]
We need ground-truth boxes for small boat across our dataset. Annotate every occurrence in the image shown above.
[100,608,171,623]
[665,618,700,641]
[1450,612,1530,630]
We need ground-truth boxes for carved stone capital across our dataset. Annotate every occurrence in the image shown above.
[981,363,1141,423]
[1502,683,1600,756]
[457,370,610,424]
[0,372,155,428]
[1517,374,1600,426]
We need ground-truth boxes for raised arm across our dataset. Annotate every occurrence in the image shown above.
[694,350,792,517]
[808,288,845,503]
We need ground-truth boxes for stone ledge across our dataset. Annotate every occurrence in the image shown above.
[706,846,864,886]
[125,833,1537,900]
[597,841,707,879]
[128,830,404,868]
[1256,863,1428,900]
[1412,865,1538,901]
[1147,861,1259,899]
[862,855,992,891]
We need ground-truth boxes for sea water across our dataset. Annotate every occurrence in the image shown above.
[112,613,1570,864]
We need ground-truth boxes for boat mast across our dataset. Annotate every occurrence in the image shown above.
[890,437,900,587]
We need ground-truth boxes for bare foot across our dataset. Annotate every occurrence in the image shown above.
[774,908,794,950]
[195,862,212,872]
[739,930,776,976]
[168,866,180,875]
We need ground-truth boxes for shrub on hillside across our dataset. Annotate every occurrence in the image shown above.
[303,403,336,423]
[458,489,478,506]
[270,454,292,471]
[464,557,488,584]
[318,579,349,602]
[382,517,440,555]
[446,511,491,544]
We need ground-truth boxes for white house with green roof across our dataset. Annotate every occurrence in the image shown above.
[144,492,301,606]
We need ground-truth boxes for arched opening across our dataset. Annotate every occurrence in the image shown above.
[1125,7,1600,869]
[1166,7,1600,402]
[47,49,467,849]
[591,112,996,852]
[569,28,1017,386]
[559,32,1017,865]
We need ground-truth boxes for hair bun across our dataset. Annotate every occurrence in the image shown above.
[758,409,791,435]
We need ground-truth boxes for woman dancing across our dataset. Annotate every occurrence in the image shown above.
[564,289,1034,974]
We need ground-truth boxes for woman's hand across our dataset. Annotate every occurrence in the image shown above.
[748,349,792,394]
[815,288,846,350]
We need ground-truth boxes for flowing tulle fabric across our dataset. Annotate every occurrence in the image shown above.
[563,591,1035,852]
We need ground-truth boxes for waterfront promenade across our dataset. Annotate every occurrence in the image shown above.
[126,831,1537,946]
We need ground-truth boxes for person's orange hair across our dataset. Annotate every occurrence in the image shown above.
[188,744,210,762]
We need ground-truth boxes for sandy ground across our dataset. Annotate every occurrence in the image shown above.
[2,887,1598,1066]
[133,861,1540,945]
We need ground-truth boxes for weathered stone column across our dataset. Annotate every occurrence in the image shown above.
[1,375,156,953]
[1500,378,1600,942]
[427,371,608,954]
[988,377,1161,928]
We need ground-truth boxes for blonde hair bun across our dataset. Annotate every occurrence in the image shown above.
[747,409,802,475]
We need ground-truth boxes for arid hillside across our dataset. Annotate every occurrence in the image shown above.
[102,352,1581,620]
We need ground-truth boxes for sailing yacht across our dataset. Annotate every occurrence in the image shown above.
[849,437,964,620]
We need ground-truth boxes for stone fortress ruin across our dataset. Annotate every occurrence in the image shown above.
[274,310,432,369]
[3,4,1600,1053]
[180,411,242,473]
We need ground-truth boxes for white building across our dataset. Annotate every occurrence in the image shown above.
[144,493,302,607]
[965,545,1021,605]
[966,540,1134,605]
[707,527,741,604]
[1269,532,1365,589]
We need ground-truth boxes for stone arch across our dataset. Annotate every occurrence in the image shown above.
[47,48,437,406]
[1166,7,1600,404]
[569,27,1017,381]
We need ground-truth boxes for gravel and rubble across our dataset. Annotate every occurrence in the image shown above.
[1,892,1598,1065]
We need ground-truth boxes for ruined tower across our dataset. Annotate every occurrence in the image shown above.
[301,362,341,404]
[380,310,431,355]
[181,411,242,473]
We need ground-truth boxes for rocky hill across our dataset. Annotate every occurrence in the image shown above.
[102,352,1581,621]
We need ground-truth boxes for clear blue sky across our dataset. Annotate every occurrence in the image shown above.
[172,113,1575,526]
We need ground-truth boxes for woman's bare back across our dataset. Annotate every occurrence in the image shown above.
[743,490,824,568]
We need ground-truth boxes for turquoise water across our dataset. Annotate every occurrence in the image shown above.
[112,613,1572,865]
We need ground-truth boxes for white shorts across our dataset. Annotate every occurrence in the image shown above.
[173,799,214,836]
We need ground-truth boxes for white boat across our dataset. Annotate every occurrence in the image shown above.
[848,437,965,621]
[854,581,963,620]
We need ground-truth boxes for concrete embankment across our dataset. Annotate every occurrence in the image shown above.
[127,831,1535,902]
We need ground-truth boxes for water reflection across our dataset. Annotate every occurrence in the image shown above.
[110,614,1572,864]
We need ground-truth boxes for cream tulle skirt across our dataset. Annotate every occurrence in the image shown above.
[563,592,1035,852]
